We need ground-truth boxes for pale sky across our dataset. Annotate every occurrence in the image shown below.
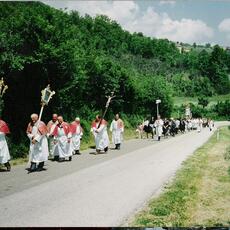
[42,0,230,46]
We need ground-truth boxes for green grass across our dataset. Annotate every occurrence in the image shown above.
[173,94,230,107]
[131,126,230,227]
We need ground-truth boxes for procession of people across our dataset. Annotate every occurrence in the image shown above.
[137,116,215,140]
[0,111,215,173]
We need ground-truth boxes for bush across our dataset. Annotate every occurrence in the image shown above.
[214,100,230,120]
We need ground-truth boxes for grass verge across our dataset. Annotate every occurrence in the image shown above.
[130,126,230,227]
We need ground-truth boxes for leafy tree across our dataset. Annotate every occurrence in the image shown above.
[198,97,209,108]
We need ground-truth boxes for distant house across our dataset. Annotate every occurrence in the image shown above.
[175,42,191,53]
[183,47,191,53]
[176,42,182,53]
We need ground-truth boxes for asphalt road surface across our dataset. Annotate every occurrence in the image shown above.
[0,121,229,227]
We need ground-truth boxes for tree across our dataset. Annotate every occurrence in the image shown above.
[198,97,209,108]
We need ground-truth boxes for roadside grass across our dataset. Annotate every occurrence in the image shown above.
[1,128,137,167]
[131,126,230,227]
[173,94,230,107]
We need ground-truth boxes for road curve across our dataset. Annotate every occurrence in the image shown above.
[0,121,229,227]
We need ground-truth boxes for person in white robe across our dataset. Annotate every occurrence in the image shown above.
[26,113,49,172]
[47,113,58,160]
[110,114,124,150]
[0,118,11,171]
[70,117,83,155]
[52,116,72,162]
[197,118,203,133]
[91,115,109,154]
[154,115,164,141]
[208,119,214,131]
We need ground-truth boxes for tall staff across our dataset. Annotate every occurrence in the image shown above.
[98,91,115,128]
[0,77,8,117]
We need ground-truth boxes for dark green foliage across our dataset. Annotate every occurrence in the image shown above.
[198,97,209,108]
[0,2,229,158]
[214,100,230,120]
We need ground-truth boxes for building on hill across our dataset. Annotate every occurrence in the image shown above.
[226,47,230,53]
[175,42,191,53]
[176,42,182,53]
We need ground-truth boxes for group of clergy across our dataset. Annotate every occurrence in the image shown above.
[0,113,124,173]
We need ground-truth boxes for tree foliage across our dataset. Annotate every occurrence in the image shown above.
[0,2,229,157]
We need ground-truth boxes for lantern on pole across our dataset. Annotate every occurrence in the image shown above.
[38,84,55,122]
[0,77,8,97]
[156,99,161,117]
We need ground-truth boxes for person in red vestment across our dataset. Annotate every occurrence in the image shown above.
[0,118,11,171]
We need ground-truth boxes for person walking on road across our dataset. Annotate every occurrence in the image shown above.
[52,116,73,162]
[26,113,49,172]
[0,118,11,171]
[70,117,83,155]
[91,115,109,154]
[154,115,164,141]
[47,113,58,160]
[110,114,124,150]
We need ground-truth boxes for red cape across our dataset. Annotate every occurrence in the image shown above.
[52,122,70,137]
[70,121,83,134]
[91,119,107,128]
[0,119,10,134]
[26,121,47,135]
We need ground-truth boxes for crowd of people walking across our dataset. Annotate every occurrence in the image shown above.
[0,113,214,173]
[136,116,214,139]
[0,113,124,173]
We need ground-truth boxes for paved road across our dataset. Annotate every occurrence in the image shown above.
[0,121,229,227]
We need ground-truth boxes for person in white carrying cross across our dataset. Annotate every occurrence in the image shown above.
[91,115,109,154]
[110,113,124,150]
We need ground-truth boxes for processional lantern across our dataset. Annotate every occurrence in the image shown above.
[41,84,55,106]
[38,84,55,121]
[156,99,161,117]
[0,78,8,97]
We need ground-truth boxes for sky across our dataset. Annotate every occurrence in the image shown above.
[42,0,230,47]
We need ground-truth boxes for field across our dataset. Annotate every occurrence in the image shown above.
[173,94,230,107]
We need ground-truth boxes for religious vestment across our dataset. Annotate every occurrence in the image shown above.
[91,119,109,152]
[0,119,10,165]
[52,122,73,159]
[110,119,124,149]
[26,121,49,164]
[47,120,58,156]
[70,121,83,153]
[154,118,164,140]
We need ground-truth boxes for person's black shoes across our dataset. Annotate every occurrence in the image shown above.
[4,162,11,172]
[54,155,59,161]
[58,158,65,162]
[37,162,45,171]
[104,147,108,153]
[69,156,72,161]
[28,162,36,173]
[75,150,81,155]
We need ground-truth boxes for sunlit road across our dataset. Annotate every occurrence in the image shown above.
[0,121,229,227]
